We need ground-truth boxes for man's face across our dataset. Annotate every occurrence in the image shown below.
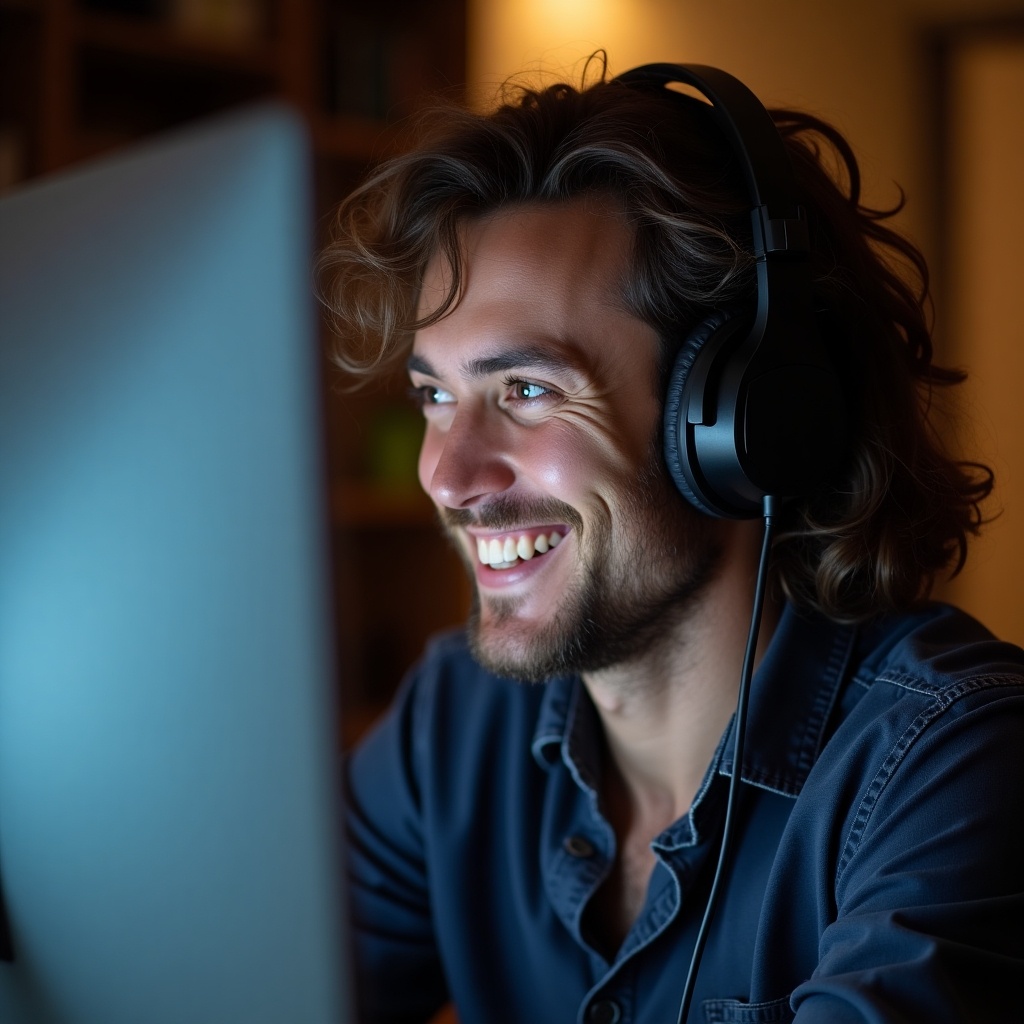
[409,199,720,682]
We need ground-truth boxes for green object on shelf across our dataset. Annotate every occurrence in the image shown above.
[368,406,424,490]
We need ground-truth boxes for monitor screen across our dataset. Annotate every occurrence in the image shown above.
[0,106,352,1023]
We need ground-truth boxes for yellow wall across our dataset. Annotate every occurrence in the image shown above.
[942,37,1024,645]
[466,0,1024,643]
[467,0,932,253]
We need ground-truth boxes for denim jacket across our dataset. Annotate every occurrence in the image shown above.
[344,602,1024,1023]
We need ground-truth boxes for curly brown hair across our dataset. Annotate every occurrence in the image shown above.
[316,63,993,623]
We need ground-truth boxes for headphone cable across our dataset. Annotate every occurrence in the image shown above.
[675,493,779,1023]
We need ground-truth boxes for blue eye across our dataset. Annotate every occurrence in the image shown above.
[504,377,551,401]
[409,384,455,408]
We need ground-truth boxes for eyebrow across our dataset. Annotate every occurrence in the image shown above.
[406,345,584,382]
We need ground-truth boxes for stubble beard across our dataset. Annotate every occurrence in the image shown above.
[439,447,722,683]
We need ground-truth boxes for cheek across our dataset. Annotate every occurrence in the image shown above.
[537,446,585,492]
[527,427,635,496]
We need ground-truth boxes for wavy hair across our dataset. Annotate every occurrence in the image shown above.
[316,61,993,623]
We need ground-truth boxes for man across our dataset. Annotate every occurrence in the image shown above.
[318,61,1024,1023]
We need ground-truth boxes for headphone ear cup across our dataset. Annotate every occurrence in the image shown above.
[662,309,735,517]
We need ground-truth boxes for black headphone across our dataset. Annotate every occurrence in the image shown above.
[616,63,849,519]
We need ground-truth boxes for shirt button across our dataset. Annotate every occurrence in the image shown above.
[587,998,622,1023]
[563,834,595,858]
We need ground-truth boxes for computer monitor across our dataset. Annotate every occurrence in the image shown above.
[0,106,352,1023]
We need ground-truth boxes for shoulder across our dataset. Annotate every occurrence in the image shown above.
[404,627,495,690]
[816,604,1024,872]
[847,601,1024,708]
[764,606,1024,1016]
[829,601,1024,759]
[397,627,544,725]
[867,600,1024,678]
[347,629,550,807]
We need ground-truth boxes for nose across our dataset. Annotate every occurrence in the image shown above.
[419,406,516,510]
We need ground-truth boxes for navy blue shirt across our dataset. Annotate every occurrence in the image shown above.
[344,602,1024,1023]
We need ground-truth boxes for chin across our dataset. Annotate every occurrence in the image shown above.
[467,609,563,684]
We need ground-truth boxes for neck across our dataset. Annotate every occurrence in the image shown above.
[582,517,778,824]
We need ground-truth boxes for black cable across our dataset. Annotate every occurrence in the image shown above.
[675,494,780,1023]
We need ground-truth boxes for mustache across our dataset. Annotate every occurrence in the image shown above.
[440,495,584,533]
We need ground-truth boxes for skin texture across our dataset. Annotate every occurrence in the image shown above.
[408,197,777,950]
[411,198,721,682]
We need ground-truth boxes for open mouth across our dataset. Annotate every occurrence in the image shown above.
[475,529,565,570]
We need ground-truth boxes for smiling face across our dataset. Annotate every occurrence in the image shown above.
[409,199,721,682]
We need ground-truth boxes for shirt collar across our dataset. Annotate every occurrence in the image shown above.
[531,671,587,771]
[719,603,858,796]
[530,604,858,800]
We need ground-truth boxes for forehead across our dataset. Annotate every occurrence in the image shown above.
[413,199,659,379]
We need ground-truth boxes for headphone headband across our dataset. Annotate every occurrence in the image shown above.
[615,62,849,518]
[616,62,804,245]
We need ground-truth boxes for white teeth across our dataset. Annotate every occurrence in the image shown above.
[477,531,563,567]
[516,535,535,560]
